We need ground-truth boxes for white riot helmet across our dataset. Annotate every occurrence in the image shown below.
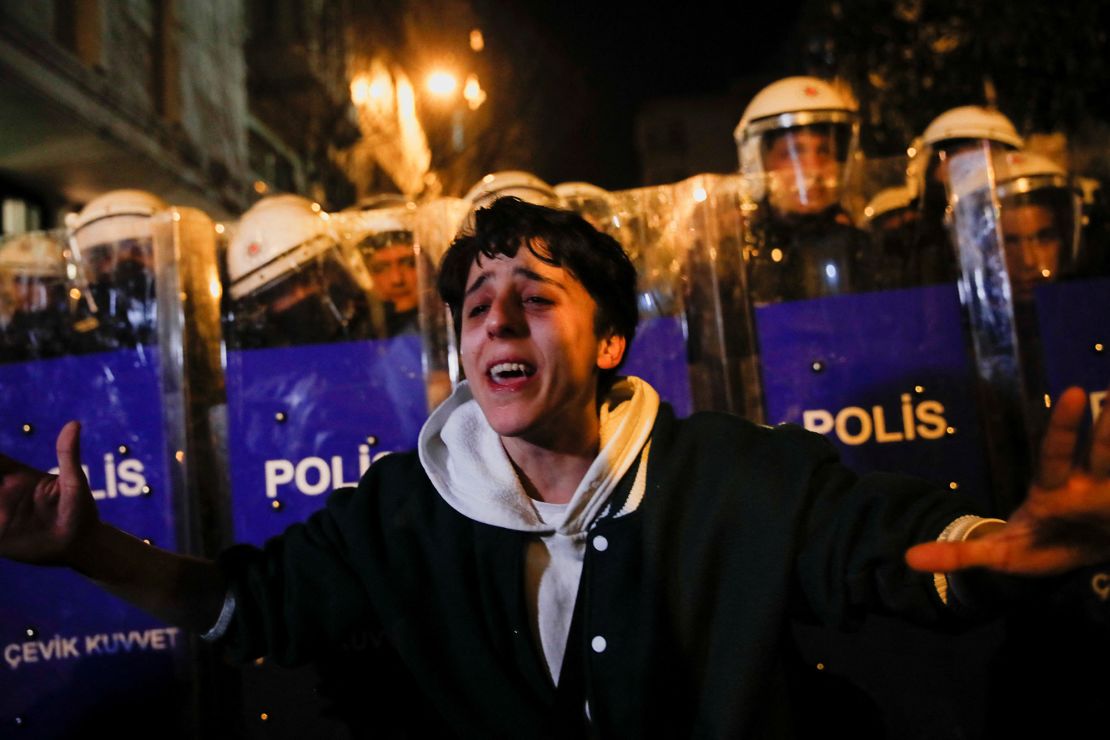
[862,185,916,231]
[733,76,859,214]
[921,106,1023,150]
[227,195,335,300]
[0,232,66,279]
[67,190,166,343]
[464,170,559,212]
[67,189,167,255]
[67,189,166,286]
[909,106,1023,202]
[346,193,411,213]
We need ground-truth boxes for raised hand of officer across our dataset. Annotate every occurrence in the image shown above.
[0,421,97,566]
[907,385,1110,576]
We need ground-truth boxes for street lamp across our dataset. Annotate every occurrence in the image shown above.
[425,70,459,99]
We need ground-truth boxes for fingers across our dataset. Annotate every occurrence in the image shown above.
[905,540,993,574]
[1092,385,1110,478]
[55,421,87,495]
[1039,387,1088,489]
[907,533,1080,576]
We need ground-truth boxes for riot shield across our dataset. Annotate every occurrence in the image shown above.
[946,145,1110,738]
[220,197,458,737]
[947,146,1109,506]
[737,160,993,510]
[0,208,223,738]
[411,196,470,410]
[222,202,437,546]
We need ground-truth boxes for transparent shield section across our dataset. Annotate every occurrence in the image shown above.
[223,233,375,351]
[73,231,159,349]
[560,187,621,237]
[947,145,1038,510]
[606,182,694,416]
[853,155,926,292]
[671,173,761,418]
[949,147,1110,512]
[414,196,470,402]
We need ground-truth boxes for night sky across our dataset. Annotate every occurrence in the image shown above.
[494,1,807,189]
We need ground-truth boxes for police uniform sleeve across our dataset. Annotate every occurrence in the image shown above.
[214,483,377,666]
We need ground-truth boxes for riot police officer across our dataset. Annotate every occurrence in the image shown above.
[0,232,70,362]
[734,76,869,303]
[69,189,166,349]
[895,105,1024,288]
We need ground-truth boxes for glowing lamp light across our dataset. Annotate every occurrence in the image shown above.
[463,74,486,110]
[351,75,371,105]
[426,70,458,98]
[692,187,708,203]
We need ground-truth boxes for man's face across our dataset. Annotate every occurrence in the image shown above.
[368,243,418,312]
[459,244,624,445]
[1000,203,1062,296]
[763,127,841,215]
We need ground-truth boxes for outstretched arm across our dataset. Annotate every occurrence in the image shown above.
[907,385,1110,576]
[0,421,226,632]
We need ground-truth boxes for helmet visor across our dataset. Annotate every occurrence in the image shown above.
[760,123,853,215]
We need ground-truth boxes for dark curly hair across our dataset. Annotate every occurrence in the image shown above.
[437,197,638,389]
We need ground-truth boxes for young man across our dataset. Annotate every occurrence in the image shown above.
[1,198,1108,736]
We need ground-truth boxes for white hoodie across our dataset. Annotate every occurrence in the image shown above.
[418,376,660,684]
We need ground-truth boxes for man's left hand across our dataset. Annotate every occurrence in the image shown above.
[907,385,1110,576]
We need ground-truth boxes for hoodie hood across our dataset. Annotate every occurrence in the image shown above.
[418,376,660,535]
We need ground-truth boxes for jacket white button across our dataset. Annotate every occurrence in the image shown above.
[591,635,607,653]
[592,535,609,552]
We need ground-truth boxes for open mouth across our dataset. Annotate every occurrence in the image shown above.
[488,361,537,386]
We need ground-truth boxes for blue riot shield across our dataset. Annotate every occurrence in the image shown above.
[220,199,454,737]
[735,155,994,510]
[223,204,438,543]
[0,208,222,738]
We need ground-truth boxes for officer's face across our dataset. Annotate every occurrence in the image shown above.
[1000,203,1062,296]
[763,127,840,215]
[369,243,418,313]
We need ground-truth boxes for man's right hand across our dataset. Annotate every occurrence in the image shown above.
[0,420,226,632]
[0,421,98,567]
